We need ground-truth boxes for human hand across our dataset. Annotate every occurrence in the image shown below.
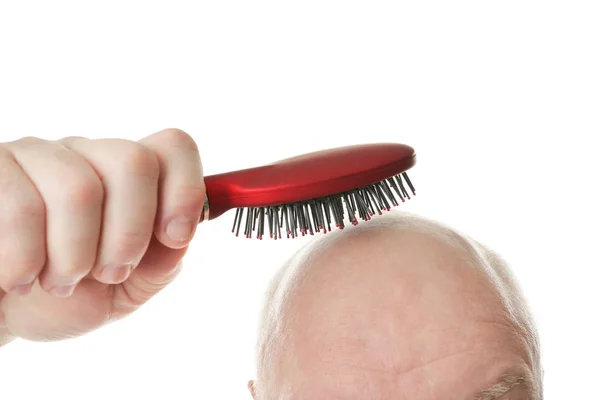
[0,129,205,342]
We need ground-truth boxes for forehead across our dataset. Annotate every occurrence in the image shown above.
[268,321,525,400]
[276,356,524,400]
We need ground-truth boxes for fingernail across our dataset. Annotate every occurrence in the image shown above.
[100,264,133,284]
[49,283,77,298]
[10,281,34,296]
[166,217,195,242]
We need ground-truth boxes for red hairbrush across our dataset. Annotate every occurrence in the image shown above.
[201,143,416,239]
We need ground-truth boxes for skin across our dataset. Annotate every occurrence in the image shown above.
[248,212,542,399]
[0,129,205,342]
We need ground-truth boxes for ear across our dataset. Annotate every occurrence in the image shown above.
[248,380,257,399]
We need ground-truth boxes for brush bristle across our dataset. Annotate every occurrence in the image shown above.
[231,172,415,240]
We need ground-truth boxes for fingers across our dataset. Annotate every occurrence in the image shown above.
[61,138,159,284]
[0,129,201,302]
[4,137,103,297]
[0,146,46,295]
[139,128,205,249]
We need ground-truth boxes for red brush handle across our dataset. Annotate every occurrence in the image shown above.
[203,143,416,220]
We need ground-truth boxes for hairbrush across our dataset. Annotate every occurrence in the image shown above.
[200,143,416,240]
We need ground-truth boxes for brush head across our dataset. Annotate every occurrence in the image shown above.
[203,143,416,239]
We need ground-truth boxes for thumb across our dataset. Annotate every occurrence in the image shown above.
[112,235,188,316]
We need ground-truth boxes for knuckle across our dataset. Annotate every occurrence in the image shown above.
[9,136,47,150]
[51,147,104,206]
[0,150,46,225]
[16,136,43,145]
[3,136,45,149]
[161,128,199,153]
[64,172,104,209]
[60,135,86,141]
[58,136,87,146]
[116,140,160,178]
[2,196,45,227]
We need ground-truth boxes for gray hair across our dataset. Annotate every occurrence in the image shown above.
[474,374,539,400]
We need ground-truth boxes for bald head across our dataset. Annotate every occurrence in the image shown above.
[250,211,542,399]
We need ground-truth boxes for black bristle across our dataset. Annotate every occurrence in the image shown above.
[403,172,416,195]
[361,188,375,215]
[279,206,284,228]
[244,207,253,238]
[315,201,325,231]
[354,190,370,221]
[350,193,357,215]
[230,172,415,239]
[395,174,409,199]
[276,207,282,239]
[232,208,240,233]
[269,207,275,238]
[381,181,398,206]
[283,205,290,238]
[252,208,258,231]
[318,201,328,232]
[324,198,332,231]
[333,196,345,228]
[330,197,340,227]
[295,203,304,235]
[309,202,320,232]
[258,207,265,239]
[343,193,357,225]
[375,183,391,210]
[291,205,297,237]
[234,208,244,236]
[295,203,304,233]
[388,177,405,203]
[305,203,314,235]
[366,186,383,214]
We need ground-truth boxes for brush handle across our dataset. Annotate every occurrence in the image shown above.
[201,143,416,221]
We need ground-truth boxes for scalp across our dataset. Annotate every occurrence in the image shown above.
[254,211,541,399]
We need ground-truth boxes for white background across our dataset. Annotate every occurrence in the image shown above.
[0,1,599,399]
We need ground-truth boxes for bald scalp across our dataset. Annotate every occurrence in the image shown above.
[252,211,541,399]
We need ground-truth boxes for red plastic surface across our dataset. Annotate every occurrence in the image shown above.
[204,143,416,220]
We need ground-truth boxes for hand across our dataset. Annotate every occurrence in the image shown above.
[0,129,205,342]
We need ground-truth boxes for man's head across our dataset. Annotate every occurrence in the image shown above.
[249,211,542,399]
